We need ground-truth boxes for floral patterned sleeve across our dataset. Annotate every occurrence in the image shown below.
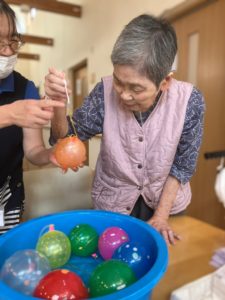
[68,81,105,140]
[169,87,205,184]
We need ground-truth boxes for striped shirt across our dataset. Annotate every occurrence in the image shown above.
[0,72,39,235]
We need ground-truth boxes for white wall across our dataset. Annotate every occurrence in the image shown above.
[12,0,185,168]
[14,0,185,91]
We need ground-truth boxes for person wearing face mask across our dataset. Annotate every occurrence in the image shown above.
[45,14,205,246]
[0,3,63,129]
[0,0,64,234]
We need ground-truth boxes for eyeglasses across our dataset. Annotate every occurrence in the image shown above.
[0,39,25,53]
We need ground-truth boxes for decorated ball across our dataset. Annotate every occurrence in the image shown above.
[53,136,86,171]
[33,269,89,299]
[98,226,129,260]
[89,259,136,297]
[69,223,98,256]
[112,241,152,278]
[36,228,71,269]
[0,249,51,295]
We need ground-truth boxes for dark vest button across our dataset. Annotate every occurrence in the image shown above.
[126,207,131,211]
[139,137,143,142]
[137,164,143,169]
[137,185,143,190]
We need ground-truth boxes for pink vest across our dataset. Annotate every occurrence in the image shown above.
[92,76,193,215]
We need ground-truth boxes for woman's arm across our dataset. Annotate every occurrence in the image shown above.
[45,68,69,140]
[148,175,181,246]
[45,68,105,143]
[148,87,205,246]
[23,127,57,166]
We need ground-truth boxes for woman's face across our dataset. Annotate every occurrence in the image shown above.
[113,64,169,112]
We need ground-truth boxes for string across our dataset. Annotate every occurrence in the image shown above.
[68,116,77,137]
[64,79,70,104]
[38,224,55,240]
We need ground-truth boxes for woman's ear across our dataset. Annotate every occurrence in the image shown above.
[160,72,173,92]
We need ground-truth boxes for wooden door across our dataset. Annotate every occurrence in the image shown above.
[72,60,89,165]
[163,0,225,228]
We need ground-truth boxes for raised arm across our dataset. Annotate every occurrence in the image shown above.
[45,67,69,140]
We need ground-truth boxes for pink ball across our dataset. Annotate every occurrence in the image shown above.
[98,227,129,260]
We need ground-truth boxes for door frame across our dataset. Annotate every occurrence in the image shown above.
[71,59,88,109]
[161,0,218,21]
[70,59,89,166]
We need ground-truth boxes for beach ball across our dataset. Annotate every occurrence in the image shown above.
[0,249,50,295]
[36,225,71,269]
[89,259,136,297]
[112,241,152,278]
[33,269,88,299]
[69,224,98,256]
[54,136,86,171]
[98,227,129,260]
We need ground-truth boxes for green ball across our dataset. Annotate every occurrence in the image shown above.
[36,230,71,269]
[89,259,137,297]
[69,224,98,256]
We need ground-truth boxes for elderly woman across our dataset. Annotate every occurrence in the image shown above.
[45,14,205,246]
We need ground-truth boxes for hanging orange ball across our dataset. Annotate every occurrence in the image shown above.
[54,136,86,171]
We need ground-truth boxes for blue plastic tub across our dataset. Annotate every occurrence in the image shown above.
[0,210,168,300]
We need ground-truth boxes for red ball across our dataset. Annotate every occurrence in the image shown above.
[33,269,89,299]
[54,136,86,171]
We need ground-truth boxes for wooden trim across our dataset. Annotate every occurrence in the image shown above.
[71,59,88,72]
[18,52,40,60]
[161,0,217,22]
[6,0,81,18]
[22,34,54,46]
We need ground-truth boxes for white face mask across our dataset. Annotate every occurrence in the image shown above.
[0,54,17,80]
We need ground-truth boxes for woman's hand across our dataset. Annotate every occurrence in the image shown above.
[71,163,84,172]
[49,150,84,173]
[8,99,65,129]
[44,67,71,102]
[49,150,61,168]
[148,215,181,246]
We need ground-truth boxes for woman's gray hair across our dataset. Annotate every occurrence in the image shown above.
[111,14,177,87]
